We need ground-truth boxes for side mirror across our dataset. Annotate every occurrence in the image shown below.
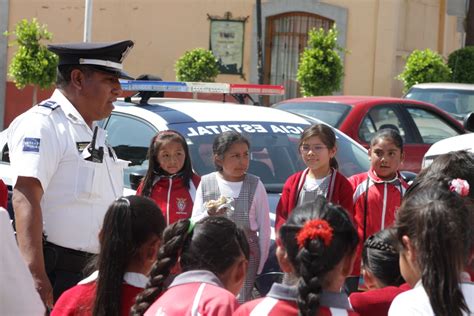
[129,171,146,191]
[463,112,474,132]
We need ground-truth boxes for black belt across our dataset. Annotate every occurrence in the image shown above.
[43,241,94,274]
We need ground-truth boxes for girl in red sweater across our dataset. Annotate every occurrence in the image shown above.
[349,229,410,316]
[52,196,166,316]
[276,124,353,231]
[130,216,249,316]
[137,130,200,225]
[235,196,359,316]
[349,128,408,275]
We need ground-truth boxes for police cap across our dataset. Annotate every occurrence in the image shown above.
[48,40,134,79]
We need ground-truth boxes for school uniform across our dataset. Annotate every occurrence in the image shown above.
[388,280,474,315]
[144,270,239,316]
[349,169,409,275]
[349,283,411,316]
[234,282,359,315]
[52,271,147,316]
[275,168,353,231]
[192,172,271,302]
[137,173,200,225]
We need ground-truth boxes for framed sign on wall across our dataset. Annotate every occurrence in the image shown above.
[208,12,248,77]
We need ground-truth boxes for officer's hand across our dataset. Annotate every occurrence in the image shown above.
[34,273,53,310]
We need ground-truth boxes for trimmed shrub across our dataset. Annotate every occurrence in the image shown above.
[448,46,474,83]
[397,49,451,93]
[175,48,219,82]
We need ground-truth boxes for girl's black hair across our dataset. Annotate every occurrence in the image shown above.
[279,196,358,316]
[212,131,250,171]
[140,130,194,197]
[91,195,166,316]
[362,228,404,287]
[370,128,404,153]
[395,176,472,316]
[299,124,339,169]
[130,216,250,316]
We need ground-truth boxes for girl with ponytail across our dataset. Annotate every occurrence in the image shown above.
[131,216,249,316]
[52,196,166,316]
[389,176,474,316]
[235,196,359,316]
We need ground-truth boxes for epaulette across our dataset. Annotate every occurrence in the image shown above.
[38,100,60,110]
[34,100,61,115]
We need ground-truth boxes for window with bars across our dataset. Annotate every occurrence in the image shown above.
[264,12,333,105]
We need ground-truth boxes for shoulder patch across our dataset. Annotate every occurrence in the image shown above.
[38,100,60,111]
[22,137,41,153]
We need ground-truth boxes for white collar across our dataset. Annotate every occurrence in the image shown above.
[50,89,91,129]
[78,270,148,288]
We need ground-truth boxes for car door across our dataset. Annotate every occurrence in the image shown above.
[357,104,422,172]
[399,105,463,169]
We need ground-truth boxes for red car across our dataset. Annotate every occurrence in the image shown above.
[273,96,466,173]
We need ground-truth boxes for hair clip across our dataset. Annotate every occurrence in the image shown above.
[449,178,470,197]
[116,196,130,206]
[296,219,334,249]
[187,218,196,234]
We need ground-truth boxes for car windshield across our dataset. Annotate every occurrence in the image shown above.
[273,102,351,127]
[405,87,474,117]
[169,121,369,192]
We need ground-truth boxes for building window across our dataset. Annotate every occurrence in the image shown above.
[264,12,333,104]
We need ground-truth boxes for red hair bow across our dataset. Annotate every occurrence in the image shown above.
[450,178,470,197]
[296,219,334,249]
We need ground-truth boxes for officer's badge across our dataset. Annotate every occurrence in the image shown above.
[176,198,187,214]
[22,138,40,153]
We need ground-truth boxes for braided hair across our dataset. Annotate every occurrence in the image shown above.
[130,216,249,315]
[279,196,358,316]
[362,228,404,287]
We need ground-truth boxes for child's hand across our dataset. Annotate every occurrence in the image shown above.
[205,196,234,216]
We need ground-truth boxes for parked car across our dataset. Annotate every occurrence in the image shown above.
[273,96,467,173]
[422,113,474,168]
[404,82,474,122]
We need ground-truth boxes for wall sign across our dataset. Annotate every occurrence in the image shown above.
[208,12,248,77]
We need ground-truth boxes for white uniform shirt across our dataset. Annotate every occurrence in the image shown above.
[388,280,474,315]
[192,175,271,274]
[8,89,127,254]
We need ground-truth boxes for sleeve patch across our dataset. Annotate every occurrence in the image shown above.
[22,137,41,152]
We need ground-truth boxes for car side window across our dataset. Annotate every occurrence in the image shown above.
[104,114,157,187]
[359,107,406,143]
[406,107,460,144]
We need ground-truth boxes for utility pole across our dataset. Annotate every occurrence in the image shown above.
[0,0,10,130]
[84,0,93,42]
[256,0,264,105]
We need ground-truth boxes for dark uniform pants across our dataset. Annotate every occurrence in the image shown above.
[43,242,93,301]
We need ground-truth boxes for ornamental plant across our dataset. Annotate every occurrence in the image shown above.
[4,18,58,105]
[448,46,474,84]
[175,48,219,82]
[296,26,344,96]
[397,49,451,93]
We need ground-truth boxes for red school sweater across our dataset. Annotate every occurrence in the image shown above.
[275,168,354,231]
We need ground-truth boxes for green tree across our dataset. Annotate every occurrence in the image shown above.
[397,49,451,93]
[4,18,58,105]
[175,48,219,82]
[296,26,344,96]
[448,46,474,83]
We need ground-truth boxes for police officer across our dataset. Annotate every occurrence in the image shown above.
[8,40,134,308]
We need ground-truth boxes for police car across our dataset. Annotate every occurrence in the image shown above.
[422,112,474,168]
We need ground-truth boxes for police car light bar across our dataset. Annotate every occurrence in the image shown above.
[120,80,285,95]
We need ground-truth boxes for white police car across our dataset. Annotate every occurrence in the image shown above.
[422,113,474,168]
[101,81,370,212]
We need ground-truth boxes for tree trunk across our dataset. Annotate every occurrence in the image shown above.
[466,0,474,46]
[32,85,37,106]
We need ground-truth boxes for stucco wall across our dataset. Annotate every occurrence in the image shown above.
[3,0,464,125]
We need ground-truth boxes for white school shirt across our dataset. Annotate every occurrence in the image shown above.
[388,280,474,315]
[8,89,127,254]
[192,174,271,274]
